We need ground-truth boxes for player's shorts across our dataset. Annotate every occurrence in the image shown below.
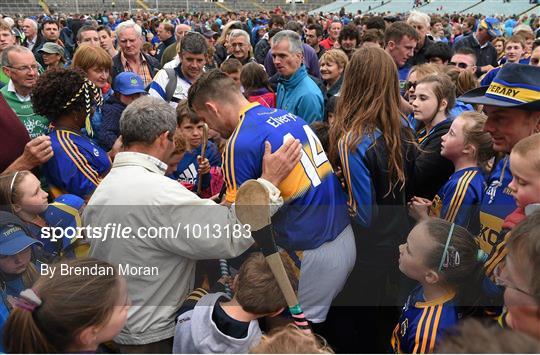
[297,224,356,323]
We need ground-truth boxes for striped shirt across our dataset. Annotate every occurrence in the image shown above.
[430,167,485,235]
[392,286,458,354]
[43,129,111,199]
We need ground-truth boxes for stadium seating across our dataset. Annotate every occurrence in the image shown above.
[0,0,536,17]
[0,0,328,15]
[310,0,539,16]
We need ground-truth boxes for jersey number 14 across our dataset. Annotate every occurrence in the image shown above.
[283,125,329,188]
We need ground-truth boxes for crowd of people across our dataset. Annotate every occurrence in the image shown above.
[0,5,540,354]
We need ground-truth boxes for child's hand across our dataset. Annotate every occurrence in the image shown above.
[408,196,432,221]
[197,156,210,175]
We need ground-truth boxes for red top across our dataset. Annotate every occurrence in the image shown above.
[319,37,335,50]
[247,92,276,108]
[0,94,30,173]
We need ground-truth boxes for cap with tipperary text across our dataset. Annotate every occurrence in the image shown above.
[459,63,540,111]
[0,225,42,256]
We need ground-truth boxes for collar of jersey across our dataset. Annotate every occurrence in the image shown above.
[415,290,456,308]
[238,101,260,119]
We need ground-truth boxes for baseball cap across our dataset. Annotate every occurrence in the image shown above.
[0,225,42,256]
[202,28,217,39]
[479,17,502,38]
[38,42,65,57]
[113,72,147,96]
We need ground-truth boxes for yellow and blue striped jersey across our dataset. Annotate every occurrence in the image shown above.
[476,156,515,276]
[391,286,458,354]
[44,129,111,199]
[223,102,349,251]
[430,167,485,235]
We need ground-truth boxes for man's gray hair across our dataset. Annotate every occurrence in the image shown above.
[116,20,143,39]
[228,29,251,44]
[1,45,32,67]
[407,10,431,28]
[180,31,208,55]
[23,18,38,30]
[120,96,177,147]
[272,30,304,54]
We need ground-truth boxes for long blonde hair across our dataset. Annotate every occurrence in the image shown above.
[329,47,407,192]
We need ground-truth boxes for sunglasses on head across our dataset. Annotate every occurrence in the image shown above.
[404,81,417,91]
[449,61,469,69]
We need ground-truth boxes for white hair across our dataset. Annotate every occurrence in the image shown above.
[228,29,250,44]
[407,10,430,28]
[23,18,38,30]
[513,24,533,35]
[115,20,142,38]
[3,17,14,28]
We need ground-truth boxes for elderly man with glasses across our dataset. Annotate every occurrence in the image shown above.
[0,45,48,138]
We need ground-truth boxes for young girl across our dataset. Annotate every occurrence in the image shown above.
[392,218,487,354]
[0,171,85,261]
[4,258,130,353]
[411,74,456,200]
[0,213,42,351]
[328,47,416,353]
[409,112,494,235]
[0,171,49,237]
[240,62,276,108]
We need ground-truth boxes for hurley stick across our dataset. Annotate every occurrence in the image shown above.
[235,180,310,332]
[196,122,209,196]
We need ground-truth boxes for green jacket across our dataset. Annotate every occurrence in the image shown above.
[0,83,49,139]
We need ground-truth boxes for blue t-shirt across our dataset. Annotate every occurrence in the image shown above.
[431,167,486,235]
[0,292,9,353]
[477,156,516,276]
[392,286,459,354]
[168,141,221,191]
[223,102,349,251]
[44,129,111,198]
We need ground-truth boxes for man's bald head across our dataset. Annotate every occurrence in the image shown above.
[175,24,191,42]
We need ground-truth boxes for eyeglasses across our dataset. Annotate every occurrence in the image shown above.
[6,64,39,73]
[493,262,536,298]
[448,61,469,69]
[404,81,417,91]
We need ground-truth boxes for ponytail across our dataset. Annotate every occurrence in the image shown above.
[459,112,495,174]
[5,304,55,353]
[423,218,486,310]
[4,258,121,353]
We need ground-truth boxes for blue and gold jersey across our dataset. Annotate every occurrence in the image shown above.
[391,286,458,354]
[476,156,516,276]
[430,167,485,235]
[223,102,349,251]
[44,129,111,199]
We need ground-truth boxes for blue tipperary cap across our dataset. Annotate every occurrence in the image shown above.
[0,225,42,256]
[113,72,147,96]
[459,64,540,110]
